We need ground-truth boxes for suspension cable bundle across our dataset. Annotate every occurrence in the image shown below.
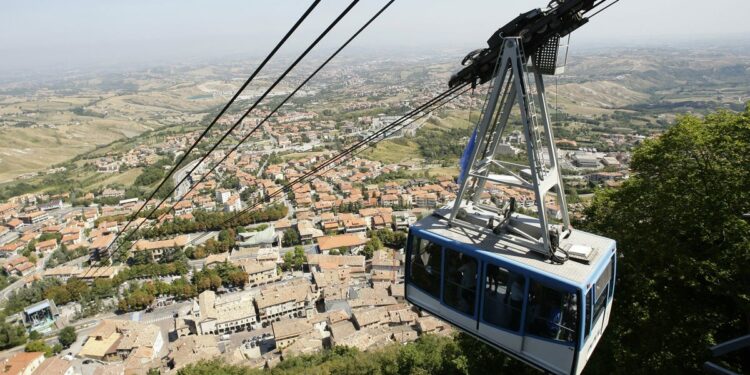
[132,83,470,251]
[216,83,470,231]
[83,0,401,275]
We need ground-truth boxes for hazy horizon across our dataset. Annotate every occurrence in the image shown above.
[2,0,750,76]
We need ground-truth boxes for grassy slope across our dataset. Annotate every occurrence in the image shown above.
[362,111,474,178]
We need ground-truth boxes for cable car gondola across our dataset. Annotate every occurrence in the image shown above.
[406,1,618,373]
[406,210,616,375]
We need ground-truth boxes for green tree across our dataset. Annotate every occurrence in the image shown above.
[25,339,58,357]
[135,166,166,186]
[0,321,27,350]
[583,108,750,373]
[282,246,306,271]
[58,327,77,348]
[361,237,381,259]
[282,228,301,247]
[154,178,175,200]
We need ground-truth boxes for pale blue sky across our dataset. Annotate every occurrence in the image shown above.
[1,0,749,72]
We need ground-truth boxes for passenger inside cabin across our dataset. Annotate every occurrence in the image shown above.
[457,253,477,311]
[482,265,524,331]
[504,274,525,329]
[443,250,477,315]
[410,239,442,298]
[526,282,578,343]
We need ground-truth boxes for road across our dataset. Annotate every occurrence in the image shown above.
[173,159,201,199]
[112,300,193,325]
[187,231,218,246]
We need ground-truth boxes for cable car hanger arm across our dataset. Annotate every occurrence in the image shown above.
[449,0,613,88]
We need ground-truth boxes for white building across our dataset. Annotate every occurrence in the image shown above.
[189,290,260,335]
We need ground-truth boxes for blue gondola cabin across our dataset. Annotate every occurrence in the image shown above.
[406,214,616,375]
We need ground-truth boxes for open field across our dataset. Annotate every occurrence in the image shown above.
[363,139,422,164]
[0,65,234,183]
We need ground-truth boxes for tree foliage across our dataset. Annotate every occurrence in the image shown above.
[583,108,750,373]
[370,229,408,249]
[361,237,381,259]
[140,206,286,239]
[117,277,197,312]
[192,262,247,292]
[282,246,307,272]
[45,245,88,269]
[282,229,301,247]
[135,166,166,186]
[25,339,61,357]
[58,326,77,348]
[178,335,477,375]
[0,319,27,350]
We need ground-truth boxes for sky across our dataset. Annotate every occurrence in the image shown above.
[1,0,749,73]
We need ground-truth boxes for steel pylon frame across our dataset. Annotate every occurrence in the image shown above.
[448,37,570,258]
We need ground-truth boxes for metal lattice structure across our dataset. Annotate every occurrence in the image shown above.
[446,37,594,263]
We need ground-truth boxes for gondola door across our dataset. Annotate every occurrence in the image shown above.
[520,280,579,375]
[476,262,527,353]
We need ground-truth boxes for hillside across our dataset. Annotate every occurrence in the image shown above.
[1,47,749,186]
[0,63,302,183]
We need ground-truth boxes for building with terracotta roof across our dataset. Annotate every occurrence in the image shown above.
[315,234,367,255]
[311,269,351,291]
[0,352,45,375]
[371,250,400,273]
[371,214,393,230]
[60,232,81,247]
[3,256,36,276]
[380,194,399,207]
[6,218,24,230]
[0,203,18,222]
[76,266,121,282]
[255,279,317,325]
[132,235,188,262]
[333,325,394,351]
[342,217,367,234]
[352,307,387,329]
[417,316,452,335]
[272,319,313,349]
[173,200,193,216]
[43,266,81,282]
[88,234,115,261]
[296,220,323,243]
[31,357,73,375]
[413,192,438,208]
[307,254,365,271]
[78,319,164,363]
[18,211,49,225]
[0,242,24,258]
[35,239,58,253]
[233,259,279,287]
[166,335,221,372]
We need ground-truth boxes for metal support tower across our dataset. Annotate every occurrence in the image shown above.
[448,37,570,259]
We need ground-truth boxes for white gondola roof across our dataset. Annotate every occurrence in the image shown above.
[412,214,615,286]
